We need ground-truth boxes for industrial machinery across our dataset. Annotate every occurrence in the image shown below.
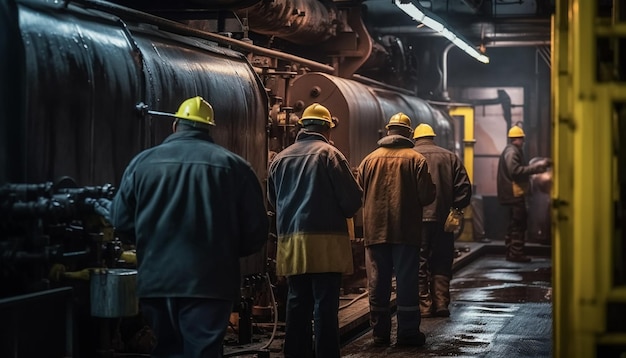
[0,0,468,356]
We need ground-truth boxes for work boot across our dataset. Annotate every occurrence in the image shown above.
[420,301,434,318]
[372,336,391,347]
[418,246,433,317]
[419,281,433,318]
[432,275,451,317]
[506,233,531,262]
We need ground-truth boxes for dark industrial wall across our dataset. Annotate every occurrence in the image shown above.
[447,46,551,158]
[447,46,552,242]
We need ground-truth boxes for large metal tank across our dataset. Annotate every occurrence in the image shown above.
[2,0,269,275]
[288,72,453,167]
[3,0,268,186]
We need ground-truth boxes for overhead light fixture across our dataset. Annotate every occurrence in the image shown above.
[393,0,489,64]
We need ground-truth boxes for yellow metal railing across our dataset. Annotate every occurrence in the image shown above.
[449,106,476,183]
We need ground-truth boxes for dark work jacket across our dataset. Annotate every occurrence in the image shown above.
[414,138,472,222]
[497,143,544,205]
[267,130,363,276]
[109,130,268,301]
[357,135,436,246]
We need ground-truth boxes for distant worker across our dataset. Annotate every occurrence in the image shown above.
[267,103,362,358]
[357,113,436,347]
[109,96,269,358]
[413,123,472,318]
[497,125,549,262]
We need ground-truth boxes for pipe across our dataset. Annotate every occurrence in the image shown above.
[335,6,374,78]
[459,0,480,14]
[441,43,455,100]
[351,74,416,96]
[440,39,550,99]
[61,0,335,73]
[484,40,551,47]
[236,0,338,45]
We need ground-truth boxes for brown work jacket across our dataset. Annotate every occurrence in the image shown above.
[358,135,436,247]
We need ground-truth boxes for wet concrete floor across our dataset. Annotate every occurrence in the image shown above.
[341,254,552,357]
[224,250,552,357]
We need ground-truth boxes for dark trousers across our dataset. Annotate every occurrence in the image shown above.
[140,297,233,358]
[419,222,455,313]
[507,201,528,237]
[420,222,455,277]
[506,201,528,255]
[365,243,421,340]
[283,272,342,358]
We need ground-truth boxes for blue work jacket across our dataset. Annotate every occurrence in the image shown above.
[110,129,268,301]
[267,130,363,276]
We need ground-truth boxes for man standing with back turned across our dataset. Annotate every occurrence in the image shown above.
[267,103,362,358]
[109,96,269,358]
[358,113,436,347]
[413,123,472,318]
[497,125,549,262]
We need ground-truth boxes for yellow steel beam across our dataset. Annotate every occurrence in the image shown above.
[552,1,574,354]
[448,106,475,183]
[449,106,476,242]
[555,0,626,357]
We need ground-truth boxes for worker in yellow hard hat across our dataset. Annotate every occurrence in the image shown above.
[108,96,268,357]
[413,122,437,139]
[385,112,413,131]
[357,113,436,347]
[172,95,215,128]
[297,102,336,128]
[268,102,362,358]
[507,125,525,138]
[497,124,550,262]
[413,123,472,318]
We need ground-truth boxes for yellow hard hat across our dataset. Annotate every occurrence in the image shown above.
[174,96,215,126]
[386,112,412,129]
[508,125,525,138]
[413,123,437,139]
[298,103,335,128]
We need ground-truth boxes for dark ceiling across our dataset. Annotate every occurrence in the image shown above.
[107,0,554,49]
[362,0,552,47]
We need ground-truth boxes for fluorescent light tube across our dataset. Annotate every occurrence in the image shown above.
[393,0,489,63]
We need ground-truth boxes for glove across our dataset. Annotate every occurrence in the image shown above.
[92,198,112,221]
[533,158,550,173]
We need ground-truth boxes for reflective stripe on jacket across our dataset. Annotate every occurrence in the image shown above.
[276,233,354,275]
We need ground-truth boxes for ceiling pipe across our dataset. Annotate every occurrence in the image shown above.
[376,26,549,42]
[441,42,455,100]
[441,39,550,99]
[63,0,335,72]
[484,40,551,47]
[459,0,480,14]
[236,0,339,45]
[335,6,374,78]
